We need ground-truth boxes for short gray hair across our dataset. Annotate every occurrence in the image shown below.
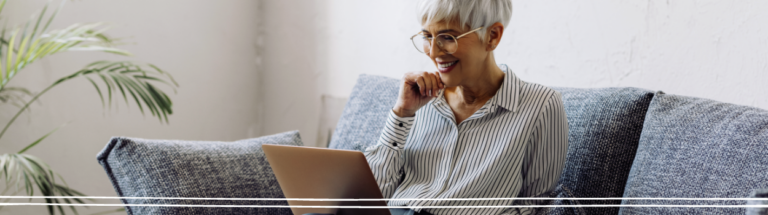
[418,0,512,40]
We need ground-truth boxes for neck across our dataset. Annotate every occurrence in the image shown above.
[450,55,505,105]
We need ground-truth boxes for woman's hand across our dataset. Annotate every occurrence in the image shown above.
[393,71,444,117]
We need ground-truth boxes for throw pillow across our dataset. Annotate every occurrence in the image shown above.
[328,74,399,151]
[550,87,654,215]
[96,131,303,215]
[620,92,768,214]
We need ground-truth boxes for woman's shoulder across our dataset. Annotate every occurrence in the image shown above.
[498,65,563,112]
[520,81,560,99]
[519,81,561,101]
[499,64,561,103]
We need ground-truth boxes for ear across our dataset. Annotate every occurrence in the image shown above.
[486,22,504,51]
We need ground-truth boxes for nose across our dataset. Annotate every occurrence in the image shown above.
[427,39,443,58]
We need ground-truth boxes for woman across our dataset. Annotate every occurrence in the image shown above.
[363,0,569,215]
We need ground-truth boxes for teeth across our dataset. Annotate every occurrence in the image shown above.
[439,61,457,68]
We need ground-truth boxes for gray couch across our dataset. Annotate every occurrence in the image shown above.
[97,74,768,215]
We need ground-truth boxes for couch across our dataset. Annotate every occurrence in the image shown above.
[97,74,768,215]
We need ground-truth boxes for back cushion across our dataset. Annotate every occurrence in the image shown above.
[328,74,399,151]
[620,92,768,214]
[97,131,303,215]
[551,87,655,215]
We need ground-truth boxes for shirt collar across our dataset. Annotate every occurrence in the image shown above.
[486,64,521,113]
[433,64,521,113]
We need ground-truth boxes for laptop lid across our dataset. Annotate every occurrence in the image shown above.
[263,144,391,215]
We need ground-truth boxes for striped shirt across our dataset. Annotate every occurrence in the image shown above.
[364,64,569,215]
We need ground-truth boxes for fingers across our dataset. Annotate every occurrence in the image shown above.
[434,72,444,89]
[422,72,434,96]
[406,71,444,97]
[416,76,426,96]
[429,73,439,96]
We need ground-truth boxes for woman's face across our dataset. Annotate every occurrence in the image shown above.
[421,20,490,87]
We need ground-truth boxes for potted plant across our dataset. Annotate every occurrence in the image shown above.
[0,0,177,214]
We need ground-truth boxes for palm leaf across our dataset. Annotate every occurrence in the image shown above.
[0,2,177,215]
[0,60,176,142]
[18,124,65,154]
[76,61,177,123]
[0,0,129,91]
[84,76,104,107]
[0,86,33,106]
[0,153,88,215]
[0,0,6,20]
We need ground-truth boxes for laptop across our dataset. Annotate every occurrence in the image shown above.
[262,144,392,215]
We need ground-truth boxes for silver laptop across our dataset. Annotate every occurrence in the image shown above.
[263,144,391,215]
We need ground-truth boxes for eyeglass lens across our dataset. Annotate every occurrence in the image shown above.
[415,34,458,54]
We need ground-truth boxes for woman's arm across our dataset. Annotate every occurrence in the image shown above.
[510,92,569,215]
[364,71,442,198]
[364,110,414,198]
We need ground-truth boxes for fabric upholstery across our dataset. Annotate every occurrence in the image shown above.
[96,131,303,215]
[536,184,586,215]
[620,92,768,214]
[550,87,654,215]
[328,74,400,151]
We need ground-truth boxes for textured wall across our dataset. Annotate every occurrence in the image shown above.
[262,0,768,146]
[0,0,261,214]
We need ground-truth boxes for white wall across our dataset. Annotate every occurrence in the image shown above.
[1,0,261,214]
[262,0,768,147]
[261,0,328,149]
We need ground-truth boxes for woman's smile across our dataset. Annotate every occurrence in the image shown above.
[437,60,458,73]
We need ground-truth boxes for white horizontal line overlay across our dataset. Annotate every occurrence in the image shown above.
[0,196,766,208]
[0,196,766,201]
[0,203,766,208]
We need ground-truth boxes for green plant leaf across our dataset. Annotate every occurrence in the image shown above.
[148,64,178,87]
[0,0,6,20]
[121,78,145,115]
[14,29,32,72]
[0,153,89,215]
[0,4,130,90]
[18,124,64,154]
[84,76,104,108]
[96,73,113,107]
[109,75,128,105]
[0,87,34,109]
[4,29,18,78]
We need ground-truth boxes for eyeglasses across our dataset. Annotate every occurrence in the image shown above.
[410,27,483,54]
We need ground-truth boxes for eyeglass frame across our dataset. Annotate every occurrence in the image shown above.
[410,27,484,54]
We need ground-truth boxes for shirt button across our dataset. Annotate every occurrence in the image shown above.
[393,142,398,147]
[399,122,404,127]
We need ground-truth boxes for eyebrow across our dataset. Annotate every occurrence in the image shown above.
[421,29,460,34]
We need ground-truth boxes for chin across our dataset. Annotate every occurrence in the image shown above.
[441,78,457,88]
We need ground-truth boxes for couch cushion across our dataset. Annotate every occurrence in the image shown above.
[96,131,302,215]
[328,74,399,151]
[551,87,655,215]
[620,92,768,214]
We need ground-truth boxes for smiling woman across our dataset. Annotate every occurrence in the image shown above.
[363,0,569,215]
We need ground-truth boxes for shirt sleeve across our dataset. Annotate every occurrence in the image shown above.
[509,92,569,215]
[364,109,415,198]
